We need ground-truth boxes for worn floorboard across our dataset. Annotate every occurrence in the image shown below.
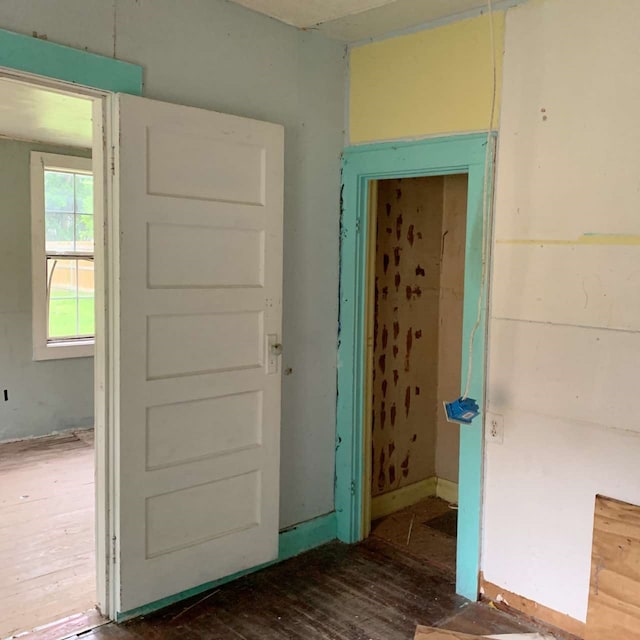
[0,431,99,639]
[371,496,458,575]
[83,538,545,640]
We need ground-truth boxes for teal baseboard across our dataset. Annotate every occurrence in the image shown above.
[116,511,337,622]
[278,511,337,561]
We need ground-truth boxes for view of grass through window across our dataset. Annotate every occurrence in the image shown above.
[44,169,94,340]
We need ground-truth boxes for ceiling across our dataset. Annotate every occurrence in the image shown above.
[229,0,497,41]
[0,78,93,149]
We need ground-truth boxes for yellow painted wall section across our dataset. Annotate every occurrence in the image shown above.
[349,12,504,143]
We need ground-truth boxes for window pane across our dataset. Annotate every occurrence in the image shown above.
[48,258,77,300]
[47,258,94,339]
[45,171,74,213]
[48,258,78,339]
[45,212,75,252]
[49,297,79,340]
[77,259,95,335]
[75,174,93,214]
[75,214,94,252]
[77,259,94,298]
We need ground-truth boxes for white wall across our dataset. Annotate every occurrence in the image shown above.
[0,0,346,529]
[483,0,640,622]
[0,139,94,442]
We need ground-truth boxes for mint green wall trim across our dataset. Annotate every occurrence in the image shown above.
[336,134,495,601]
[116,511,337,622]
[0,28,142,94]
[278,510,338,560]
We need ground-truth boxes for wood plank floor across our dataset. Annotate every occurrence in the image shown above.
[83,538,547,640]
[0,437,563,640]
[0,431,97,639]
[371,496,458,575]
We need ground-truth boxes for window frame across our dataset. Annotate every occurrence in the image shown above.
[31,151,94,360]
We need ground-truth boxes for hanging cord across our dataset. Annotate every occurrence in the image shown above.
[462,0,496,400]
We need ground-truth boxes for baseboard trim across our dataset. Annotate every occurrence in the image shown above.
[371,477,437,520]
[278,511,338,561]
[117,511,337,623]
[0,425,94,446]
[371,476,459,520]
[480,575,585,639]
[435,477,458,504]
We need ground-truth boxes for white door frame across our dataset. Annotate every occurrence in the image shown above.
[0,66,115,618]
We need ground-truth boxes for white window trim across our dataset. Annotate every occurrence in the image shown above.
[31,151,94,360]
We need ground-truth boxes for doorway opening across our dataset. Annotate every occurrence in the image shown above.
[0,72,108,638]
[365,174,468,576]
[337,134,493,599]
[2,35,287,622]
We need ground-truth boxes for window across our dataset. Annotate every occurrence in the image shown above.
[31,152,94,360]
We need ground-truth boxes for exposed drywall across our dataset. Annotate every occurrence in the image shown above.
[372,177,442,495]
[349,0,640,621]
[483,0,640,623]
[348,12,504,144]
[0,139,93,442]
[371,176,467,497]
[435,174,467,484]
[0,0,345,528]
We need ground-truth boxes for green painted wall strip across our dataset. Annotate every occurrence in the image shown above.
[116,511,337,622]
[336,133,494,601]
[0,28,142,94]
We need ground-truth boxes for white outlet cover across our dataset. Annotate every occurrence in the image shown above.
[485,412,504,444]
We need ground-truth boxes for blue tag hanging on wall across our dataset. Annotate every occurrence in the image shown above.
[443,397,480,425]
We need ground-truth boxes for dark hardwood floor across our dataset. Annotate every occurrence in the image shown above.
[80,537,545,640]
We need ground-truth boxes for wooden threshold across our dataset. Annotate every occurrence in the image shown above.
[9,608,107,640]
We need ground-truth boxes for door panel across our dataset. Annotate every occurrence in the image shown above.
[114,93,283,613]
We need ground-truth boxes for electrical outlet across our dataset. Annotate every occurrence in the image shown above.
[486,412,504,444]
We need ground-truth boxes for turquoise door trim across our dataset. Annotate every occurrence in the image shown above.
[336,133,495,601]
[0,28,142,94]
[116,512,338,622]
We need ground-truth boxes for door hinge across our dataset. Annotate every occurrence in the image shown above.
[110,146,115,176]
[350,480,356,496]
[355,218,361,233]
[111,535,117,564]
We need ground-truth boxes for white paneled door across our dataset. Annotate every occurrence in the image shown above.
[113,94,283,613]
